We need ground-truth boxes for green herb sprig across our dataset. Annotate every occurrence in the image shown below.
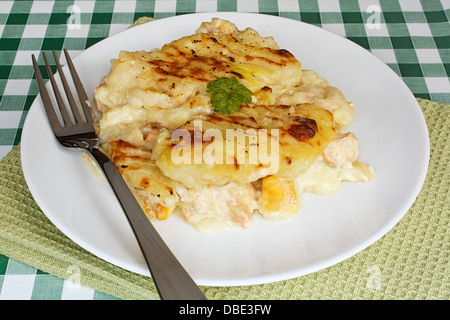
[206,76,252,114]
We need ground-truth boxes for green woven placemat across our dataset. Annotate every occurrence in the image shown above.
[0,98,448,300]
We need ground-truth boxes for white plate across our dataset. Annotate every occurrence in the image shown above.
[21,12,429,287]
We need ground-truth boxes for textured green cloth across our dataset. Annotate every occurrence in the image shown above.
[0,98,448,300]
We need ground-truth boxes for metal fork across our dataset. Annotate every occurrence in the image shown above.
[32,50,206,300]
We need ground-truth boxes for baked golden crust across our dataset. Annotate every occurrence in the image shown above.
[153,103,337,188]
[92,18,373,231]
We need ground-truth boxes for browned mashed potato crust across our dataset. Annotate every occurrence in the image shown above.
[93,18,374,232]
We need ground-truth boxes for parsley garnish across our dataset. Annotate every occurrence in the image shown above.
[206,76,252,114]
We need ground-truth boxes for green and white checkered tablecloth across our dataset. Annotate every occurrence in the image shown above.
[0,0,449,300]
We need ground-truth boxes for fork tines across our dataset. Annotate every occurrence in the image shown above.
[32,49,94,136]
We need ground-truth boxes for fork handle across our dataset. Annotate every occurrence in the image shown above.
[89,148,206,300]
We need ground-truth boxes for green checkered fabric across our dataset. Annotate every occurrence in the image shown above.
[0,256,119,299]
[0,0,449,300]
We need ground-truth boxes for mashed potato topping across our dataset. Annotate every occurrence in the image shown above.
[93,18,374,232]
